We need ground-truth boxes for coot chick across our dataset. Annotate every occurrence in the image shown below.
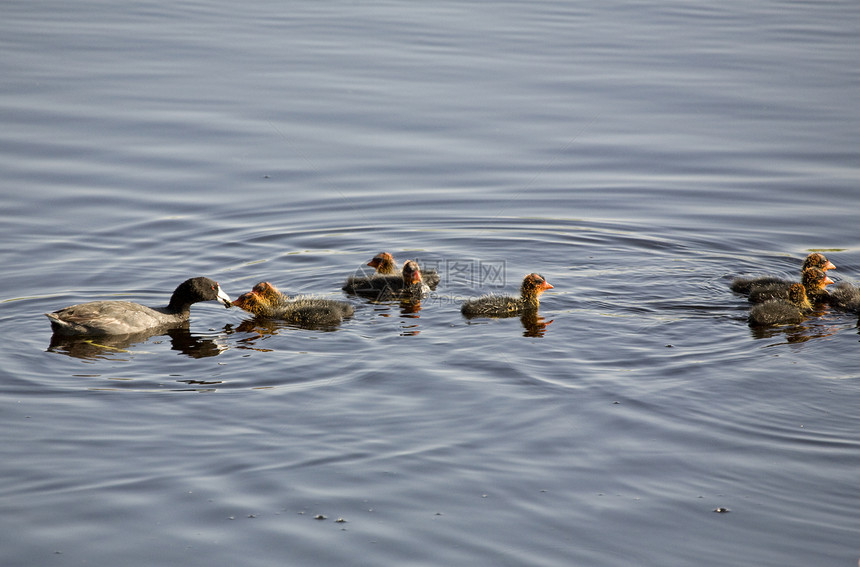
[367,252,398,275]
[365,252,440,290]
[233,281,353,327]
[45,277,232,336]
[343,260,430,301]
[748,283,813,326]
[828,281,860,313]
[461,273,553,319]
[804,252,837,272]
[748,267,833,304]
[731,252,836,294]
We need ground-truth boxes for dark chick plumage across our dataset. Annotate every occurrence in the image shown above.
[748,283,813,326]
[461,273,553,319]
[748,267,833,304]
[828,281,860,313]
[45,277,232,336]
[731,252,835,294]
[364,251,440,290]
[343,260,430,301]
[233,281,353,328]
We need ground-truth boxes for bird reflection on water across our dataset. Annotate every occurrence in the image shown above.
[47,326,227,361]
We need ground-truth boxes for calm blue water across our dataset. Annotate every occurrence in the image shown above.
[2,1,859,565]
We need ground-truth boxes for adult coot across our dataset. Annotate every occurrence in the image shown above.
[45,277,232,336]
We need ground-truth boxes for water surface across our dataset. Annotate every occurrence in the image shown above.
[2,1,859,565]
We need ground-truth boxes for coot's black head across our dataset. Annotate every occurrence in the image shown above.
[170,277,232,311]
